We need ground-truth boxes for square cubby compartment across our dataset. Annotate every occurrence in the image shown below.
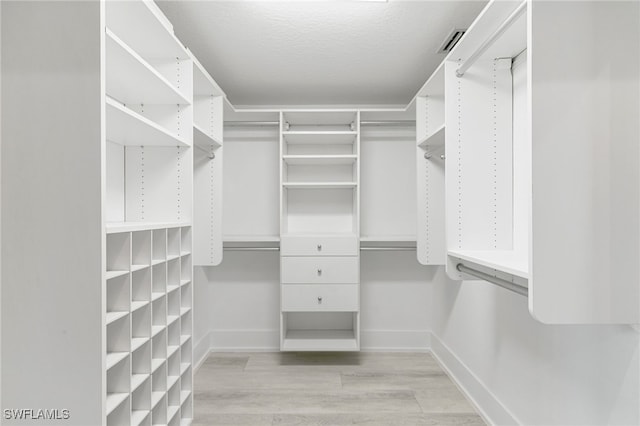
[152,328,167,364]
[132,303,151,340]
[152,263,166,297]
[132,231,152,268]
[132,338,151,375]
[106,393,130,426]
[107,274,130,317]
[180,391,192,419]
[152,296,166,328]
[167,380,180,423]
[180,227,191,256]
[180,308,192,337]
[151,392,166,426]
[180,255,192,283]
[107,315,130,354]
[131,376,151,424]
[167,288,180,318]
[167,345,181,378]
[167,319,181,349]
[152,229,167,264]
[167,258,180,292]
[107,232,130,274]
[167,228,180,259]
[180,337,192,363]
[180,282,192,310]
[132,267,151,304]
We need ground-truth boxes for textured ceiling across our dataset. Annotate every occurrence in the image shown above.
[157,0,487,107]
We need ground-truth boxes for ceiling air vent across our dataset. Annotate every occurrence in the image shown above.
[437,28,466,54]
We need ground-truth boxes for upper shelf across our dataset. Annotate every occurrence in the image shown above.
[106,29,190,106]
[106,222,191,234]
[417,124,445,148]
[106,0,189,62]
[283,131,357,145]
[194,124,222,149]
[283,155,357,165]
[106,97,189,147]
[283,182,357,189]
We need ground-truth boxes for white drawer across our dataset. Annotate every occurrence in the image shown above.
[281,235,358,256]
[282,284,359,312]
[281,257,359,284]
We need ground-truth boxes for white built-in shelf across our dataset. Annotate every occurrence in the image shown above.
[151,325,165,337]
[106,29,190,106]
[106,311,129,325]
[106,0,189,62]
[180,307,192,316]
[180,363,190,376]
[131,300,149,312]
[131,337,149,352]
[180,335,191,346]
[167,284,180,294]
[167,315,180,327]
[181,419,193,426]
[106,392,129,415]
[131,264,149,273]
[448,249,529,279]
[106,97,190,147]
[167,374,180,390]
[360,235,416,243]
[223,235,280,243]
[151,358,165,373]
[180,280,191,287]
[152,259,165,266]
[106,270,129,280]
[167,254,180,261]
[283,155,357,165]
[167,345,180,359]
[168,405,180,422]
[106,222,191,234]
[131,410,150,426]
[282,330,358,351]
[194,124,222,149]
[283,182,357,189]
[282,131,357,145]
[151,391,165,409]
[106,352,129,370]
[131,373,148,392]
[417,124,445,148]
[152,292,164,302]
[180,391,191,406]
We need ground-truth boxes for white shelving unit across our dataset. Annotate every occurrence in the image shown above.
[415,63,446,266]
[192,53,225,266]
[280,110,361,351]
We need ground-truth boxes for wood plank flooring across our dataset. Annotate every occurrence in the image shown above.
[193,352,485,426]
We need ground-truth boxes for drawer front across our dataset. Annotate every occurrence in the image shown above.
[281,257,359,284]
[282,284,359,312]
[281,235,358,256]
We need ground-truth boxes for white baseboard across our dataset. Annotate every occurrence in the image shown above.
[209,328,280,352]
[430,334,519,426]
[360,329,431,352]
[193,332,212,372]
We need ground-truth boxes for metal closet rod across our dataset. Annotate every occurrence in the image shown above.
[224,120,416,126]
[223,246,416,251]
[456,0,527,78]
[194,144,215,159]
[456,263,528,297]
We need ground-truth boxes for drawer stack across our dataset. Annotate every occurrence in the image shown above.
[279,110,361,351]
[280,235,360,351]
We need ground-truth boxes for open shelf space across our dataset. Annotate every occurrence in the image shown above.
[223,235,280,243]
[282,330,358,352]
[283,182,357,189]
[417,124,445,148]
[106,97,190,147]
[106,29,189,106]
[106,352,129,371]
[106,270,129,280]
[360,235,416,243]
[131,410,150,426]
[283,155,357,165]
[106,393,129,416]
[106,222,191,234]
[106,311,129,325]
[282,132,357,145]
[194,124,222,149]
[448,249,529,279]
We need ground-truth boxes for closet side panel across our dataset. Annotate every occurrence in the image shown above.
[1,1,104,424]
[529,1,640,323]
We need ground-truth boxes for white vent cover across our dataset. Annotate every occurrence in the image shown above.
[437,28,466,54]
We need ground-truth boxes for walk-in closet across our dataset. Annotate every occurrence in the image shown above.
[1,1,639,425]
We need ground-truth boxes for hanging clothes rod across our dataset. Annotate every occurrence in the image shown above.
[224,120,416,127]
[456,263,528,297]
[224,247,280,251]
[360,246,416,251]
[194,144,215,159]
[456,0,527,78]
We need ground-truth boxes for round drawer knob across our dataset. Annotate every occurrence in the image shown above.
[317,244,322,251]
[317,296,323,304]
[317,269,322,276]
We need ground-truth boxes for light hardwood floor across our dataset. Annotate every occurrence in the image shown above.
[193,352,486,425]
